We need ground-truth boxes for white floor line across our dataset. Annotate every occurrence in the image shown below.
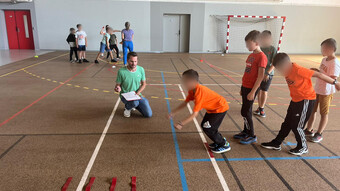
[149,83,286,86]
[76,97,121,191]
[177,84,230,191]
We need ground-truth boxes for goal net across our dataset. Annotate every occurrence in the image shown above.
[213,15,286,53]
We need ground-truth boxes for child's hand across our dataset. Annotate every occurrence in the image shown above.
[115,86,121,92]
[335,82,340,91]
[310,68,320,72]
[263,74,269,82]
[247,92,255,101]
[174,122,183,130]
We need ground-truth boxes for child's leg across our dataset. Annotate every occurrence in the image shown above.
[291,100,315,149]
[306,96,319,132]
[95,52,101,60]
[201,111,227,146]
[272,101,294,145]
[74,48,79,60]
[317,94,333,134]
[259,90,267,109]
[241,86,256,137]
[69,48,73,60]
[114,45,120,58]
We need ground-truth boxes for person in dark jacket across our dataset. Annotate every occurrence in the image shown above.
[66,28,78,62]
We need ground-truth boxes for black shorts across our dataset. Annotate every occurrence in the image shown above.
[260,75,273,91]
[78,45,86,51]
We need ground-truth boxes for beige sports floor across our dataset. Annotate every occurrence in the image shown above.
[0,52,339,191]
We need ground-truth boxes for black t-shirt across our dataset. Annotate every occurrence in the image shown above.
[109,34,117,45]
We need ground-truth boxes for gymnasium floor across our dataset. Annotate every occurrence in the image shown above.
[1,52,340,191]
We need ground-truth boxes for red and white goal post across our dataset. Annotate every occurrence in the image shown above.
[213,15,286,54]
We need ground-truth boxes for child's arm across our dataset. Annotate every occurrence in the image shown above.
[75,37,78,48]
[264,65,275,81]
[106,37,110,49]
[100,27,105,35]
[174,112,199,130]
[248,68,265,100]
[168,102,187,119]
[85,37,88,47]
[313,72,340,90]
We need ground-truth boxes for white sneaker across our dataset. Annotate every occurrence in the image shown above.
[112,65,116,68]
[132,108,136,111]
[124,108,131,117]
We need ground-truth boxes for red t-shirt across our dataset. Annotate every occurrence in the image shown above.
[285,63,316,102]
[242,52,267,88]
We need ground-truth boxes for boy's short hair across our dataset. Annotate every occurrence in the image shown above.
[261,30,272,37]
[182,69,199,81]
[76,24,82,29]
[321,38,337,52]
[127,52,138,60]
[69,28,75,32]
[245,30,261,42]
[273,53,291,67]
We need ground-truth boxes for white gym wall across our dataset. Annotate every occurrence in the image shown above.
[1,0,340,54]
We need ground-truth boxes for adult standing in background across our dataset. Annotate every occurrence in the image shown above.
[121,22,134,65]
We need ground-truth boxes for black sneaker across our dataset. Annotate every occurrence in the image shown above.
[94,60,99,64]
[261,141,281,151]
[253,108,260,115]
[289,147,308,156]
[233,131,248,139]
[111,59,118,63]
[304,129,314,137]
[83,59,89,63]
[78,59,82,64]
[209,137,227,149]
[211,142,231,154]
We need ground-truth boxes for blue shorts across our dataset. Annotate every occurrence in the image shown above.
[99,42,110,53]
[78,45,86,51]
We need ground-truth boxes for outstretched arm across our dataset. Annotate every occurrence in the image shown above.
[175,111,199,130]
[100,27,105,35]
[313,72,340,90]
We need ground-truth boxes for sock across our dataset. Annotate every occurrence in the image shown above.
[259,107,264,112]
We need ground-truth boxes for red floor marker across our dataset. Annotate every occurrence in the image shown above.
[85,177,96,191]
[204,143,215,158]
[110,177,117,191]
[131,176,136,191]
[61,177,72,191]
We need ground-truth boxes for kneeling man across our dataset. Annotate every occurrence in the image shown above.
[115,52,152,118]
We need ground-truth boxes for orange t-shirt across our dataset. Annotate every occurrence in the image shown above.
[185,84,229,113]
[285,63,316,102]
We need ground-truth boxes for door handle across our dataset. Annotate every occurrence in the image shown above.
[16,27,20,32]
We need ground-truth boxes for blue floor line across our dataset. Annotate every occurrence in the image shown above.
[161,72,188,191]
[181,156,340,162]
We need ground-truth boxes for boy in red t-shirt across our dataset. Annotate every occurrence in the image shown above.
[261,53,340,155]
[168,69,231,153]
[233,30,267,145]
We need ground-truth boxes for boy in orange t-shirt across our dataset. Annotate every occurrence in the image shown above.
[233,30,267,145]
[168,69,231,153]
[261,53,340,155]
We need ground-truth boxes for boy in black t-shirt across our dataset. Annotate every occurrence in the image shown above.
[66,28,78,62]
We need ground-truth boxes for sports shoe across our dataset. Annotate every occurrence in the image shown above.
[94,60,99,64]
[289,147,308,156]
[112,65,116,68]
[124,108,132,118]
[233,131,248,139]
[83,59,89,63]
[70,59,74,63]
[111,59,118,63]
[304,129,314,137]
[261,141,281,150]
[240,136,257,145]
[209,137,227,149]
[253,108,260,115]
[309,133,323,143]
[211,142,231,153]
[78,59,82,64]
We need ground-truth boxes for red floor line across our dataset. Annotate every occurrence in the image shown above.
[131,176,136,191]
[0,64,94,128]
[61,177,73,191]
[110,177,117,191]
[204,60,240,84]
[85,177,96,191]
[204,143,215,158]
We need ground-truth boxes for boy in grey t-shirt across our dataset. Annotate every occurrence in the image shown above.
[254,30,277,118]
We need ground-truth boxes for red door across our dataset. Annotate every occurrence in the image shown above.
[4,10,19,49]
[4,10,35,49]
